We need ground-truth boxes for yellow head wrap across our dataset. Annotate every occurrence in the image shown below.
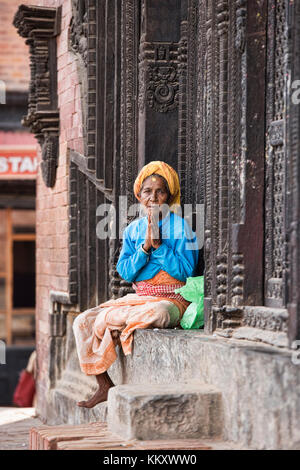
[134,161,181,212]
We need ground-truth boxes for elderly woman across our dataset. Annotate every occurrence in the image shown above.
[73,161,199,408]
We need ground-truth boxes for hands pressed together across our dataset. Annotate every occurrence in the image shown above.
[143,209,162,252]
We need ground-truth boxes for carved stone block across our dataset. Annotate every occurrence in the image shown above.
[107,383,223,441]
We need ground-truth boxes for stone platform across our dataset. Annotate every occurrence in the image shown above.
[45,329,300,450]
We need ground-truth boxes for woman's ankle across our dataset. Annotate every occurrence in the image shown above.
[96,372,114,388]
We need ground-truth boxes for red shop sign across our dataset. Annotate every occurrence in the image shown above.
[0,146,37,179]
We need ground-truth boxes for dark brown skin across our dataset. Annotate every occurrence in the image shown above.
[77,174,171,408]
[77,371,114,408]
[139,174,171,251]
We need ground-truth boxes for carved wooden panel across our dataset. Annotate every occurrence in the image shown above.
[285,0,300,343]
[70,0,88,66]
[264,0,288,308]
[72,0,293,336]
[13,5,61,188]
[68,0,206,308]
[198,0,267,332]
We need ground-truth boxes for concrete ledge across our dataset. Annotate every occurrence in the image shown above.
[107,383,223,440]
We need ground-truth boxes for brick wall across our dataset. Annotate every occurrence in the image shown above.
[0,0,40,92]
[32,0,85,417]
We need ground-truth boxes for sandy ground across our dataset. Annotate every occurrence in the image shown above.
[0,407,43,450]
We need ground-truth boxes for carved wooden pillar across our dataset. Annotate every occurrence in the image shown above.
[13,5,61,188]
[201,0,267,333]
[216,0,229,316]
[264,0,288,308]
[286,0,300,343]
[203,0,217,330]
[231,0,267,299]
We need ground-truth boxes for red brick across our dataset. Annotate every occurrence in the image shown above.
[61,0,72,17]
[57,52,70,71]
[0,0,41,91]
[56,164,67,180]
[51,234,67,249]
[73,138,85,154]
[53,276,69,292]
[54,220,69,235]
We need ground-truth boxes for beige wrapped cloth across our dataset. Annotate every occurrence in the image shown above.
[73,270,189,375]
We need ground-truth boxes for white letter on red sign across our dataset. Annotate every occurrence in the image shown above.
[0,157,8,173]
[8,157,22,172]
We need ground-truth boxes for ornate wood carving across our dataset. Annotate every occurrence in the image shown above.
[69,0,90,163]
[68,0,138,305]
[137,0,181,168]
[48,291,72,387]
[70,0,88,66]
[243,306,288,333]
[178,19,188,202]
[285,0,300,343]
[120,0,139,205]
[202,0,215,316]
[87,0,97,171]
[265,0,288,309]
[200,0,267,332]
[67,0,294,341]
[229,0,266,319]
[69,161,79,305]
[13,5,61,188]
[179,0,200,217]
[139,42,179,114]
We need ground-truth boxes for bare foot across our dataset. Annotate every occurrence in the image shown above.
[77,383,113,408]
[77,371,114,408]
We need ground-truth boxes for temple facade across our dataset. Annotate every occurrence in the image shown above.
[13,0,300,449]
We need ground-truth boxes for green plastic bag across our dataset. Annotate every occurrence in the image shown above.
[175,276,204,329]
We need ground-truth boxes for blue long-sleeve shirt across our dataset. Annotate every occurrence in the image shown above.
[116,211,199,283]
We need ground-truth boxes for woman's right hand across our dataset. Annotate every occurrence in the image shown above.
[143,212,152,252]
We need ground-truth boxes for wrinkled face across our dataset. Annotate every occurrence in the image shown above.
[139,174,170,215]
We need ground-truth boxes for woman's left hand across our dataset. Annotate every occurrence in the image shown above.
[149,209,161,249]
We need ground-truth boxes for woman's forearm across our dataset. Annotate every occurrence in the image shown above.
[116,246,149,282]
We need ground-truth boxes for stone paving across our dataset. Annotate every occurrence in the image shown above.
[0,407,43,450]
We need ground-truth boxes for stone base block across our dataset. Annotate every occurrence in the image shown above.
[107,383,223,441]
[46,368,107,425]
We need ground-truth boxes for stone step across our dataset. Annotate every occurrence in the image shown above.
[46,367,107,425]
[46,329,300,448]
[107,383,223,441]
